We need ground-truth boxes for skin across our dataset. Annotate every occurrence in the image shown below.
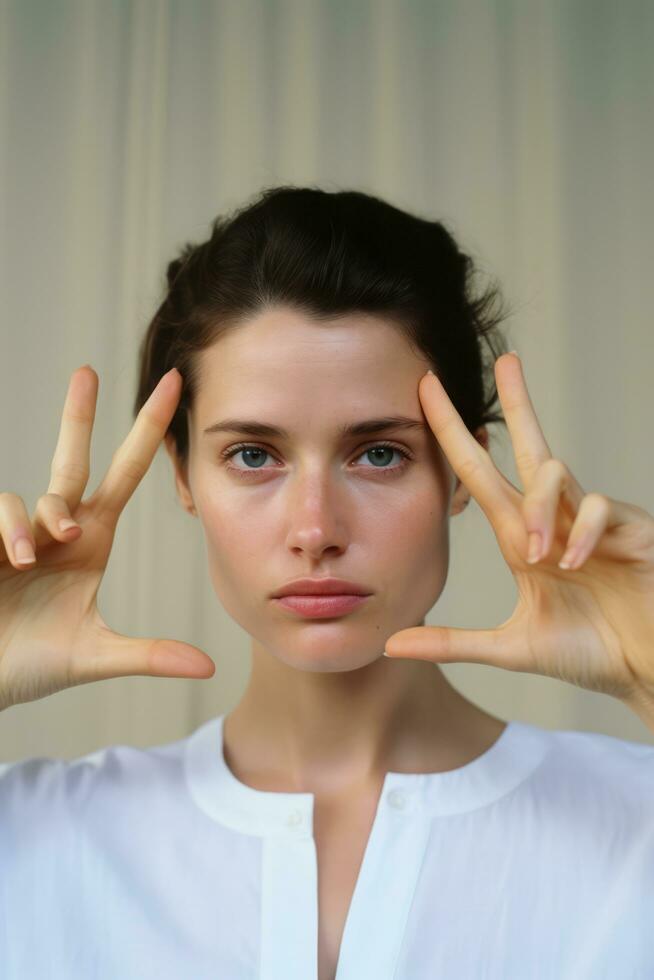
[377,354,654,748]
[164,305,507,795]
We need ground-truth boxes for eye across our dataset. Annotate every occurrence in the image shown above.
[219,441,413,478]
[354,443,412,472]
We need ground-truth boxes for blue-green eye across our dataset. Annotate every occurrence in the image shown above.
[358,445,403,468]
[220,441,413,478]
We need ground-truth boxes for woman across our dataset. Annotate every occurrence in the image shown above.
[1,186,653,979]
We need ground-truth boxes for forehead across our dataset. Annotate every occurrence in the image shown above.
[195,306,428,408]
[190,308,449,473]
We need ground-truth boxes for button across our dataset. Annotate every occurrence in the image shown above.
[387,789,407,810]
[286,808,304,828]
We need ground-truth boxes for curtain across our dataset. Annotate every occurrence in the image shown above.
[1,0,652,760]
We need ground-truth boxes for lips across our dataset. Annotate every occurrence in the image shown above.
[271,577,373,598]
[273,593,370,619]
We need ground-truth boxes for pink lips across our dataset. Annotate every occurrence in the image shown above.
[272,594,370,618]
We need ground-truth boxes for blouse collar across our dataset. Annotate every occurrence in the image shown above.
[185,713,551,838]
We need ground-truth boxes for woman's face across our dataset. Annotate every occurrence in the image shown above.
[167,306,476,672]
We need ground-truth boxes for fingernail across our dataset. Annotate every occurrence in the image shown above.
[559,547,577,569]
[526,532,542,563]
[14,538,36,564]
[59,519,79,532]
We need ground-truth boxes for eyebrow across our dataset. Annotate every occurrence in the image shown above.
[203,416,427,439]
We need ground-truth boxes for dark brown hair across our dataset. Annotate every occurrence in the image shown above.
[133,184,514,468]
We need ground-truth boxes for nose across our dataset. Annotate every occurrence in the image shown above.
[284,470,349,559]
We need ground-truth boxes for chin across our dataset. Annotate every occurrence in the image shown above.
[263,631,385,672]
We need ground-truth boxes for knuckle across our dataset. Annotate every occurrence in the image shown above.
[65,408,94,424]
[525,459,570,502]
[458,456,482,481]
[513,450,543,473]
[50,459,89,482]
[0,492,28,521]
[540,457,568,480]
[35,491,55,507]
[581,492,610,515]
[35,492,67,514]
[115,454,145,484]
[569,517,592,537]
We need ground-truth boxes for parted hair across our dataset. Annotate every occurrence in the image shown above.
[133,184,513,468]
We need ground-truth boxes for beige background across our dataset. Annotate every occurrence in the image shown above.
[1,0,653,761]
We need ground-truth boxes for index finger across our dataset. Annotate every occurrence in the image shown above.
[492,352,553,491]
[418,369,508,521]
[47,365,99,511]
[88,368,182,525]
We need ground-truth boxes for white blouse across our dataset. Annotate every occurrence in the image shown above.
[1,712,653,978]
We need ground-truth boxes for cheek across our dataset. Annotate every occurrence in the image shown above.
[377,488,450,568]
[388,489,452,623]
[194,488,281,613]
[198,494,272,570]
[197,505,265,624]
[194,470,272,539]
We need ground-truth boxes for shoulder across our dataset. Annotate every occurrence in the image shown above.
[530,724,654,811]
[0,730,191,827]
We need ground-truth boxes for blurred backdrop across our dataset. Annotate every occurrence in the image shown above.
[1,0,653,760]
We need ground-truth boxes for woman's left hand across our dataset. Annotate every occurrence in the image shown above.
[384,353,654,715]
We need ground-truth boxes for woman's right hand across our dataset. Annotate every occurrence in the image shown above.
[0,365,215,713]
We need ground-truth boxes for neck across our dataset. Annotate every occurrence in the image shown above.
[222,638,504,797]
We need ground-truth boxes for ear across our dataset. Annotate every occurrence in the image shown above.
[164,434,197,517]
[450,426,489,516]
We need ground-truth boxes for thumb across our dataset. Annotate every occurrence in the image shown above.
[384,625,507,668]
[85,629,216,683]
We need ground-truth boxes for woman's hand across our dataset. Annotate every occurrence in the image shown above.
[0,365,214,713]
[383,353,654,720]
